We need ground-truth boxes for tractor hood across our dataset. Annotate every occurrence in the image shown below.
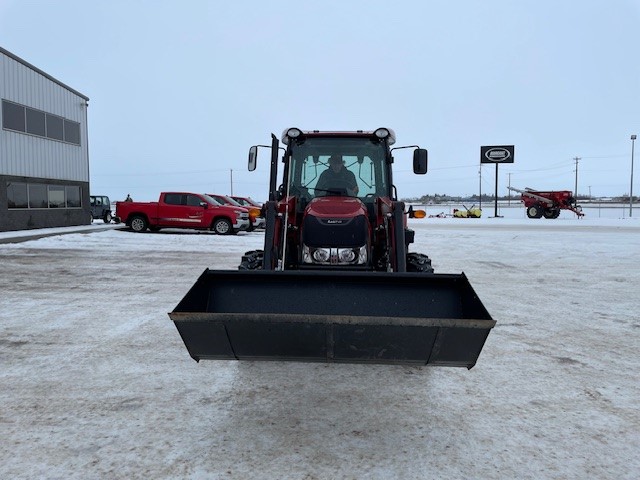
[305,196,367,219]
[302,197,370,250]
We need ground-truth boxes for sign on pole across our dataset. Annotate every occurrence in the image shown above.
[480,146,514,164]
[480,145,515,217]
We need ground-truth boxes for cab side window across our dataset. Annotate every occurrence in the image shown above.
[164,193,182,205]
[186,195,202,206]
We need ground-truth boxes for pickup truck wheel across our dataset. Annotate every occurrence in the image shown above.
[212,218,232,235]
[130,215,148,232]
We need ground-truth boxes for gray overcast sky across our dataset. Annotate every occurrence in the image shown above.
[2,0,640,201]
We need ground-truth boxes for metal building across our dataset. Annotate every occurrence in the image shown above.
[0,46,90,232]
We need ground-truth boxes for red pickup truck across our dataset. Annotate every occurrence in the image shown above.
[116,192,250,234]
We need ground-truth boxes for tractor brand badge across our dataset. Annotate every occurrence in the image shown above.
[480,145,515,164]
[325,219,344,224]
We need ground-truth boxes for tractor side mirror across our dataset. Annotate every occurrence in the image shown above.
[413,149,428,174]
[248,146,258,171]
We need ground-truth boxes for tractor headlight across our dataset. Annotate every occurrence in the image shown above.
[338,248,356,263]
[287,127,302,139]
[302,245,367,265]
[281,127,303,144]
[374,128,390,139]
[373,127,396,145]
[312,248,330,263]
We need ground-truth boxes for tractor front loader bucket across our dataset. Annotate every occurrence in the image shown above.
[169,270,495,368]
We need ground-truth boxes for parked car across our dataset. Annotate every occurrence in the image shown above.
[115,192,250,234]
[207,193,265,230]
[90,195,113,223]
[230,195,263,209]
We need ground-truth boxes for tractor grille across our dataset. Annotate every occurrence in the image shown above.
[302,214,368,247]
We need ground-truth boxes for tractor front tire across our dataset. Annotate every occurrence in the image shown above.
[238,250,264,270]
[406,252,434,274]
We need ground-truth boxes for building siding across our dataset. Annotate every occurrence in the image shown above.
[0,47,91,232]
[1,50,89,183]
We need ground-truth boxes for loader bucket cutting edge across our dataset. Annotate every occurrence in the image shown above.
[169,270,495,368]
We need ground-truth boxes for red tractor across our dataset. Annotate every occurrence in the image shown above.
[509,186,584,219]
[170,128,495,368]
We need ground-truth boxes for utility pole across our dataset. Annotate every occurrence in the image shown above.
[631,135,636,217]
[507,172,512,205]
[479,166,482,210]
[230,169,234,196]
[573,157,580,198]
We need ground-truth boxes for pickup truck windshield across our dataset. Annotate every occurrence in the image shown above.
[287,137,389,200]
[202,194,223,206]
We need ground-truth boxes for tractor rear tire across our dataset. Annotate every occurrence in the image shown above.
[238,250,264,270]
[406,252,434,274]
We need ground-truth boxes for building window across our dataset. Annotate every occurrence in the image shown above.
[7,181,82,209]
[64,120,80,144]
[2,100,81,145]
[28,184,48,208]
[26,108,46,136]
[66,186,81,207]
[46,114,64,141]
[7,182,28,208]
[2,100,25,132]
[48,185,66,208]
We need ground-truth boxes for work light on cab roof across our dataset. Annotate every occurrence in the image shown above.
[281,127,396,145]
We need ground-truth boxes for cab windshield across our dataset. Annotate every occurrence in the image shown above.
[286,137,389,201]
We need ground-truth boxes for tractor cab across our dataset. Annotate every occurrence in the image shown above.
[272,128,429,270]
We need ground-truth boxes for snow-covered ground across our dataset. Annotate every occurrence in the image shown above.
[1,213,639,479]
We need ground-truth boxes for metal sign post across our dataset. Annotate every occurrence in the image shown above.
[480,145,515,218]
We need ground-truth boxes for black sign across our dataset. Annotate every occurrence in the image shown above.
[481,145,514,164]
